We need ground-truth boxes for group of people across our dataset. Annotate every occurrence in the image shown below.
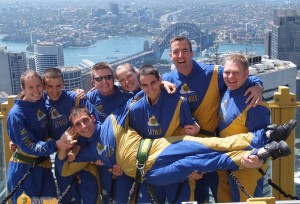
[4,36,296,204]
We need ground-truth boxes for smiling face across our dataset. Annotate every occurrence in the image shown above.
[139,74,162,105]
[43,77,64,101]
[22,76,44,102]
[71,111,96,138]
[169,38,194,76]
[92,68,115,96]
[116,65,139,92]
[223,60,249,90]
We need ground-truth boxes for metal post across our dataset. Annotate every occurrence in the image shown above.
[268,86,300,200]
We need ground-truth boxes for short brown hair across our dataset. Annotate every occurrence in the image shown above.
[223,53,249,71]
[170,36,192,52]
[69,106,92,126]
[91,62,114,79]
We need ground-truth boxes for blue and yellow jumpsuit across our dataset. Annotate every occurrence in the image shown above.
[129,88,196,203]
[7,98,57,203]
[162,60,263,202]
[45,90,101,204]
[57,103,266,203]
[217,80,270,202]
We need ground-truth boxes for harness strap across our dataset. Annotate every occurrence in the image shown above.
[136,138,153,183]
[13,151,49,167]
[135,138,158,204]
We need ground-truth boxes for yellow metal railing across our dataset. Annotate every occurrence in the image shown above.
[268,86,300,200]
[0,87,299,203]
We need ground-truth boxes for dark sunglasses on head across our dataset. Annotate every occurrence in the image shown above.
[94,75,113,82]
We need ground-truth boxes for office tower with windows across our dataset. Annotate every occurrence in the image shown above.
[0,48,27,95]
[109,2,119,15]
[270,9,300,69]
[57,66,83,91]
[34,42,64,74]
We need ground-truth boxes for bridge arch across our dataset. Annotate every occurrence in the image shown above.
[156,22,202,56]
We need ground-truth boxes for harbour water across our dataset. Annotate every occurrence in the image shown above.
[0,34,264,66]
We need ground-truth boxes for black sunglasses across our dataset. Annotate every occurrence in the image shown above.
[94,75,113,82]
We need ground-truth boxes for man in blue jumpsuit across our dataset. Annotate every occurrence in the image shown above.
[56,105,293,203]
[217,54,297,202]
[162,36,264,202]
[43,67,101,204]
[128,65,200,203]
[87,62,132,203]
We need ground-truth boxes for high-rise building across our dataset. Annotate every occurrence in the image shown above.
[57,66,83,91]
[27,56,36,70]
[0,48,27,95]
[270,9,300,69]
[34,42,64,74]
[109,2,119,15]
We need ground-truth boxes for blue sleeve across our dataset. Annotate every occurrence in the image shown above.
[79,98,101,122]
[246,104,270,132]
[248,75,263,87]
[179,97,196,127]
[55,157,68,175]
[7,112,57,156]
[245,103,270,147]
[73,144,99,163]
[217,66,227,95]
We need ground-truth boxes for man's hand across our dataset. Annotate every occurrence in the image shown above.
[57,128,77,151]
[161,81,177,94]
[74,89,87,99]
[244,84,263,108]
[67,152,76,162]
[92,160,104,166]
[184,123,200,136]
[9,141,17,152]
[108,164,123,176]
[241,154,263,168]
[189,171,205,180]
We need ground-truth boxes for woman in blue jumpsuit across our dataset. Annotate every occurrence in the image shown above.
[6,70,69,203]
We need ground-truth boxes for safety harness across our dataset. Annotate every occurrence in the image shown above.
[1,151,50,204]
[128,138,158,204]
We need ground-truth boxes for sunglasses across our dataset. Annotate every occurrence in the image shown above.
[94,75,113,82]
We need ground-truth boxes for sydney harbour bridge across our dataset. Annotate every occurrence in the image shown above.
[110,22,215,68]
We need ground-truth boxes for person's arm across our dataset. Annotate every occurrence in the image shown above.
[180,98,200,135]
[241,154,263,168]
[56,150,90,177]
[7,112,58,156]
[79,97,102,122]
[244,78,263,107]
[245,101,271,147]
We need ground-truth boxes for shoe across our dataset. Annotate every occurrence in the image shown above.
[268,119,297,142]
[259,141,291,161]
